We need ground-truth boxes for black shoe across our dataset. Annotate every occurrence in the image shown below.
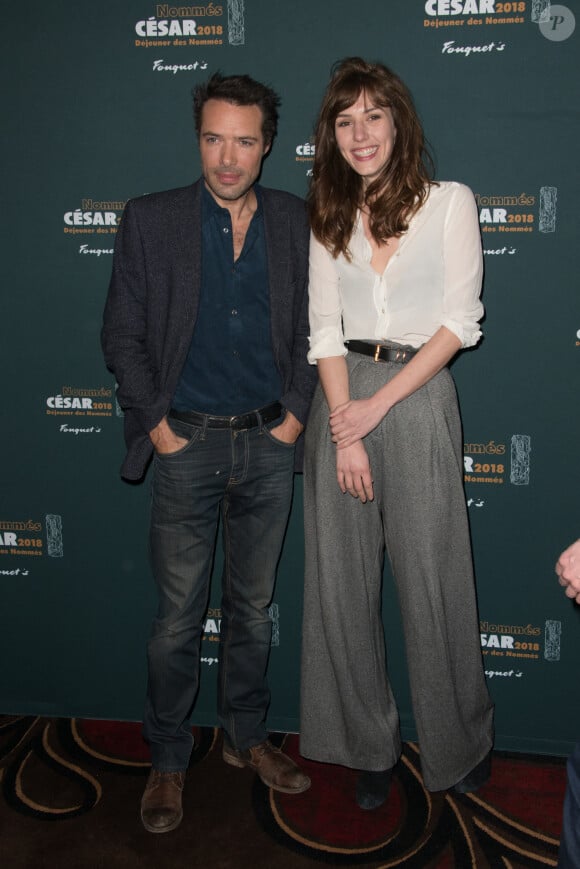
[453,751,492,794]
[355,768,392,810]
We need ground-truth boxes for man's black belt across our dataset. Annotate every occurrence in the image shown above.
[169,402,282,431]
[347,340,418,364]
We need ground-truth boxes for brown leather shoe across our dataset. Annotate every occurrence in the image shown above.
[140,768,186,833]
[223,739,311,794]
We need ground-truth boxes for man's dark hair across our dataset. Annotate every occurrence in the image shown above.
[193,72,280,146]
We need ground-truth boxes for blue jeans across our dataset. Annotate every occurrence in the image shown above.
[559,741,580,868]
[142,414,296,772]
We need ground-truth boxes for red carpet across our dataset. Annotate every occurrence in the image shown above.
[0,715,566,868]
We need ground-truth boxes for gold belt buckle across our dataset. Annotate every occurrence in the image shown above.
[374,344,381,362]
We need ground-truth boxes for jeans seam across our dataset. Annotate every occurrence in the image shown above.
[220,495,235,748]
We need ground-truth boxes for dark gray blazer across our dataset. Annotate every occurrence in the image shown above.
[101,179,317,481]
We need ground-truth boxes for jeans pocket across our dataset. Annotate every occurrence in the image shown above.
[262,421,297,450]
[154,419,202,459]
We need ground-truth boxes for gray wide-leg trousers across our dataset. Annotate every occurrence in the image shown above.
[300,354,494,792]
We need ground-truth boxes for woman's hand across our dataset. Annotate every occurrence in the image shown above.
[330,397,387,448]
[329,328,464,449]
[336,440,374,502]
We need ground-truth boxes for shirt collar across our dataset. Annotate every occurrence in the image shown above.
[202,182,262,219]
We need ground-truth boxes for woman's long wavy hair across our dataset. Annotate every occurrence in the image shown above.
[309,57,435,258]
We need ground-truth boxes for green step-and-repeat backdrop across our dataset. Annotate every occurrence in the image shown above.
[2,0,579,755]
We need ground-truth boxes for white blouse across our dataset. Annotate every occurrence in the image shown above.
[307,181,484,363]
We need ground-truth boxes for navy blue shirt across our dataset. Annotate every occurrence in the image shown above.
[172,185,282,415]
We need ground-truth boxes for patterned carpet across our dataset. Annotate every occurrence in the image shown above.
[0,715,566,868]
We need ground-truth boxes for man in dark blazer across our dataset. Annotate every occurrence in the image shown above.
[102,72,316,834]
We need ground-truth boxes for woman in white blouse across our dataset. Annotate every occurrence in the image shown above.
[300,57,494,810]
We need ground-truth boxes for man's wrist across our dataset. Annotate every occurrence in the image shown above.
[149,417,170,447]
[281,412,303,437]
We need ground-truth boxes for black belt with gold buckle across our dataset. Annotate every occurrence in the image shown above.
[169,402,282,431]
[347,340,417,364]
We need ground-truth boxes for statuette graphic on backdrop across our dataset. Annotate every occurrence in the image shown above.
[133,1,244,47]
[0,516,64,559]
[480,618,560,664]
[463,435,531,486]
[475,189,557,235]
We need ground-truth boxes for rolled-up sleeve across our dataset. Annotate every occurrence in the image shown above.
[307,232,347,364]
[440,183,484,348]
